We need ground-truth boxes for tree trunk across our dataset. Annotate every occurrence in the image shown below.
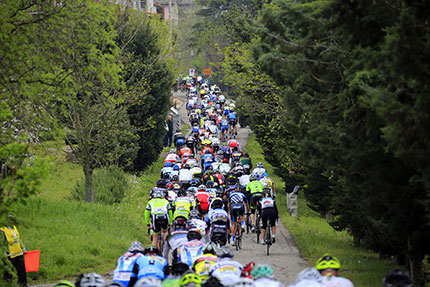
[407,232,424,286]
[84,166,94,202]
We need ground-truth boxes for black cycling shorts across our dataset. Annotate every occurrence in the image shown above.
[250,193,262,213]
[229,120,237,127]
[230,203,245,222]
[261,207,277,229]
[152,214,168,233]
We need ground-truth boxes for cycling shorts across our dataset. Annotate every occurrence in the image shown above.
[152,214,169,233]
[229,120,237,127]
[250,193,262,213]
[221,127,228,133]
[230,203,245,222]
[261,207,277,229]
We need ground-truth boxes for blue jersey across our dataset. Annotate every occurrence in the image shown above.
[220,119,229,128]
[202,153,214,163]
[113,252,143,287]
[228,112,236,120]
[228,191,247,204]
[134,255,167,280]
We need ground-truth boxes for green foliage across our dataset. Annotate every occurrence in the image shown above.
[70,166,128,205]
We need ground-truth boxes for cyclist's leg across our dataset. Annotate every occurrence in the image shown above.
[261,211,268,243]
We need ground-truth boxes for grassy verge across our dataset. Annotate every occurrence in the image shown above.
[244,133,396,287]
[16,140,165,284]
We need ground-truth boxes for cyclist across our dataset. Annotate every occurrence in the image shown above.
[163,217,189,260]
[206,198,230,246]
[292,267,323,287]
[192,242,219,279]
[251,264,284,287]
[176,231,205,267]
[228,186,249,245]
[210,246,242,286]
[174,189,193,217]
[112,241,145,287]
[144,190,172,247]
[227,108,237,135]
[187,210,207,241]
[195,186,211,215]
[75,273,105,287]
[129,246,168,286]
[260,172,276,198]
[201,149,214,172]
[252,162,267,180]
[315,254,354,287]
[246,174,264,232]
[260,188,278,245]
[240,153,253,174]
[174,130,186,150]
[219,117,229,141]
[230,148,243,166]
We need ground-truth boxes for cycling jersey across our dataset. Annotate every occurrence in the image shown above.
[254,278,285,287]
[218,163,231,175]
[229,191,247,204]
[174,197,192,212]
[187,218,207,237]
[210,258,243,286]
[192,254,218,279]
[162,230,188,259]
[260,197,275,210]
[246,181,264,195]
[177,239,205,267]
[195,191,211,212]
[145,198,172,232]
[238,174,250,188]
[113,252,143,287]
[321,276,354,287]
[179,169,193,182]
[133,255,167,280]
[252,167,267,179]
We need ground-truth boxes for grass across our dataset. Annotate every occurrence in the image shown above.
[14,139,162,284]
[244,133,396,287]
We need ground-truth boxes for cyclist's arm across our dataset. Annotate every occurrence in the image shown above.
[144,208,151,226]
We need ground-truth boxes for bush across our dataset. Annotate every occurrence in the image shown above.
[70,165,128,204]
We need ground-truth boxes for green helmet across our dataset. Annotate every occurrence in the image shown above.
[54,280,75,287]
[251,264,274,279]
[315,253,341,271]
[179,272,202,287]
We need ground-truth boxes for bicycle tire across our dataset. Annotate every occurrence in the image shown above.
[266,223,271,256]
[256,213,261,244]
[246,215,250,234]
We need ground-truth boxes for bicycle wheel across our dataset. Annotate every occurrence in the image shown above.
[266,223,271,256]
[246,214,250,234]
[256,213,261,244]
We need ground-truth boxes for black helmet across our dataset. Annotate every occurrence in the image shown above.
[157,179,167,188]
[187,230,202,241]
[143,246,160,256]
[170,262,190,276]
[210,198,223,209]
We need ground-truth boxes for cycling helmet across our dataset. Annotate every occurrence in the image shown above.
[249,174,257,181]
[172,217,187,231]
[171,174,180,181]
[198,185,207,191]
[170,149,176,154]
[241,262,256,278]
[143,246,160,255]
[203,242,218,255]
[170,262,190,276]
[180,272,202,287]
[251,264,274,279]
[202,276,223,287]
[189,209,200,219]
[315,253,340,271]
[184,164,191,169]
[231,278,254,287]
[383,269,413,287]
[135,277,162,287]
[157,179,167,188]
[55,280,75,287]
[128,240,144,253]
[262,172,269,177]
[173,166,180,171]
[296,267,322,283]
[263,188,271,197]
[190,179,200,187]
[153,190,164,199]
[106,283,126,287]
[216,246,234,258]
[187,230,202,241]
[177,189,187,197]
[257,162,264,168]
[164,162,173,167]
[77,272,105,287]
[210,198,223,209]
[206,181,216,188]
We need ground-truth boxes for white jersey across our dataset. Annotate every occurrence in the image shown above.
[163,231,188,258]
[238,174,250,187]
[187,218,207,241]
[260,197,275,209]
[252,167,267,179]
[177,240,205,267]
[321,276,354,287]
[219,163,231,175]
[255,278,285,287]
[210,258,243,286]
[179,169,193,181]
[289,280,324,287]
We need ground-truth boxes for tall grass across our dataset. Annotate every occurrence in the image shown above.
[13,140,163,283]
[244,133,396,287]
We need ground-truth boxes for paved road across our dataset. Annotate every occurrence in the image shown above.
[31,91,308,286]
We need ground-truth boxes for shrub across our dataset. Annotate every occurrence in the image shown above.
[71,165,128,204]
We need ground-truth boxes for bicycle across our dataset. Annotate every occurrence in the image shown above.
[265,219,272,256]
[235,224,242,251]
[255,207,261,244]
[246,212,250,234]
